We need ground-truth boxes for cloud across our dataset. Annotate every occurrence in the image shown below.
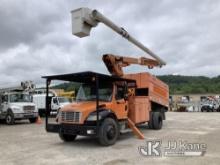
[0,0,220,87]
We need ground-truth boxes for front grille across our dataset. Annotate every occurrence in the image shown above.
[23,106,35,111]
[61,111,81,123]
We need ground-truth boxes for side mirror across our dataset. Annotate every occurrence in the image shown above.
[124,94,128,101]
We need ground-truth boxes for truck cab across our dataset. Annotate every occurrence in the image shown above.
[58,81,128,124]
[51,96,71,114]
[0,92,38,124]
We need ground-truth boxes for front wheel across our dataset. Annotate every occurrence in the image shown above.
[6,113,15,125]
[98,118,119,146]
[59,131,77,142]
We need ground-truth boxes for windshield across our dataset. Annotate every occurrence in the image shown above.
[9,93,31,103]
[76,84,112,102]
[58,97,70,103]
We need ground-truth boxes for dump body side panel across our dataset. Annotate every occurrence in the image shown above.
[124,72,169,124]
[124,72,169,108]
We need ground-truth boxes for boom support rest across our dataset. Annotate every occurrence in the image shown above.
[127,118,145,139]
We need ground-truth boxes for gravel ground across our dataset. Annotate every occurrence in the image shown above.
[0,112,220,165]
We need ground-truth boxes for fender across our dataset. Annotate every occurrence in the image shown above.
[0,108,12,119]
[7,108,13,113]
[85,109,117,124]
[0,110,7,119]
[98,109,117,120]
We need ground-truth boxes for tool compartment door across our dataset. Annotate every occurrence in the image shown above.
[128,96,150,124]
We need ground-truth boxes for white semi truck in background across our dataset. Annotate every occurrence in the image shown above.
[32,89,71,116]
[0,81,38,124]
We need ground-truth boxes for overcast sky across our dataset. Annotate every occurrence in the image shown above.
[0,0,219,87]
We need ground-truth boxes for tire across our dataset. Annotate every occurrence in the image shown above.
[59,130,77,142]
[29,118,37,123]
[148,112,154,129]
[6,112,15,125]
[152,112,163,130]
[98,118,119,146]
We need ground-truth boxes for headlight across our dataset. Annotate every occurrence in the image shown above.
[86,114,102,121]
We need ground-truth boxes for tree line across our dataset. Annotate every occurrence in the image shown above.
[53,75,220,95]
[157,75,220,94]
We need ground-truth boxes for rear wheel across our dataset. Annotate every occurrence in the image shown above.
[59,131,77,142]
[98,118,119,146]
[153,112,163,130]
[148,112,163,130]
[148,112,154,129]
[6,112,15,125]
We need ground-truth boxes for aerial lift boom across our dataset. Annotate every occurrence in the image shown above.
[0,81,35,93]
[71,8,166,66]
[102,54,160,77]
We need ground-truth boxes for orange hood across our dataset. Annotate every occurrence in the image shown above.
[61,101,109,113]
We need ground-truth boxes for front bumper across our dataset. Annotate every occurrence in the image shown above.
[46,123,97,137]
[14,112,38,119]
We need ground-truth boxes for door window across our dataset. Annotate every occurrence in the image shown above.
[53,98,58,104]
[116,86,124,100]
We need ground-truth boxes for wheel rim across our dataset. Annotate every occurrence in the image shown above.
[6,115,11,123]
[106,124,116,140]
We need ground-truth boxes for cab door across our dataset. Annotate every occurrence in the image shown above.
[113,85,128,119]
[51,97,59,111]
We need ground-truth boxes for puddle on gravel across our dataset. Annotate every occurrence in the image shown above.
[103,159,129,165]
[112,144,132,150]
[177,130,208,135]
